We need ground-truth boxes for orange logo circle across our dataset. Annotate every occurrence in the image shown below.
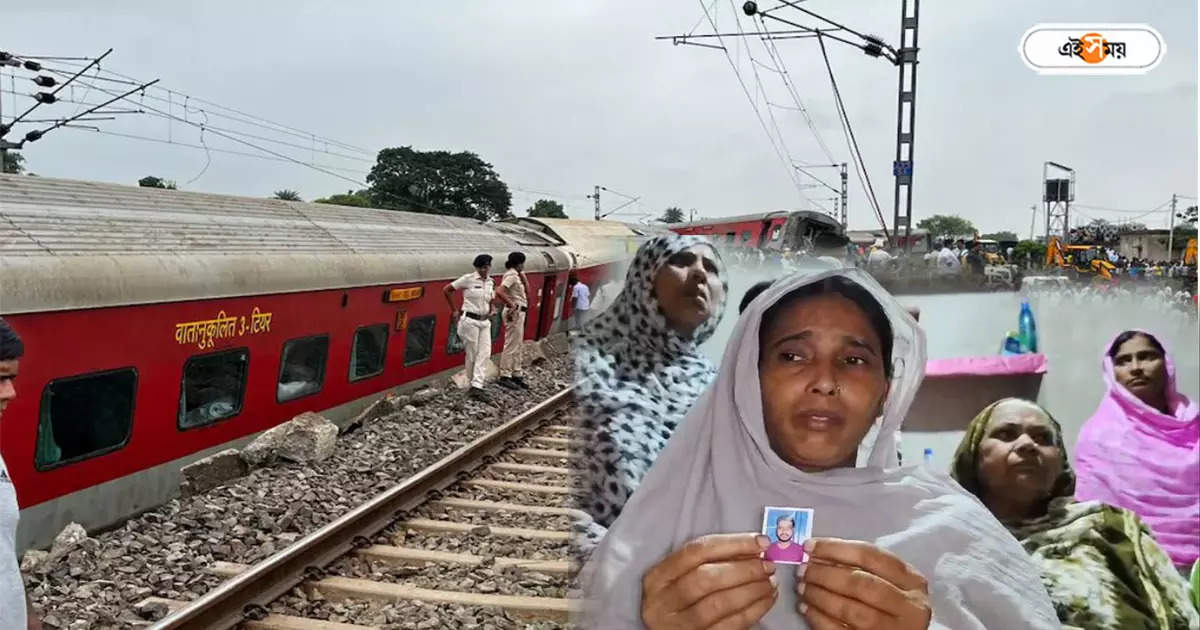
[1078,33,1107,64]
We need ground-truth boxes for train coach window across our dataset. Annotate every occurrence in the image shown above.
[180,349,248,430]
[770,225,783,241]
[36,368,137,470]
[405,315,436,366]
[350,324,389,381]
[277,335,329,402]
[741,231,753,243]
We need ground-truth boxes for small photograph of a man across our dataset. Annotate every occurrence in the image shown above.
[760,506,814,565]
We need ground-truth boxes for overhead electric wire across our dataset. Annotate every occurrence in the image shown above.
[35,69,371,159]
[5,49,111,129]
[56,126,369,174]
[793,164,839,194]
[816,34,888,237]
[697,0,815,207]
[687,0,723,36]
[11,74,371,164]
[773,0,893,56]
[509,185,590,201]
[21,54,372,155]
[56,75,457,214]
[727,0,814,203]
[755,15,838,164]
[1074,200,1171,215]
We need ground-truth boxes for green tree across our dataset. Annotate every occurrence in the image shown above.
[138,176,177,189]
[273,189,302,201]
[916,214,975,240]
[1013,240,1046,264]
[2,151,25,175]
[527,199,567,219]
[660,207,686,223]
[366,146,512,220]
[981,231,1018,242]
[314,189,374,207]
[1179,205,1197,226]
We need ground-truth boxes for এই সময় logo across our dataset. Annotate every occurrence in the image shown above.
[1058,32,1127,64]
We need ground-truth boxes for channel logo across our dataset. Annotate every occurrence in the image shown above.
[1020,24,1164,75]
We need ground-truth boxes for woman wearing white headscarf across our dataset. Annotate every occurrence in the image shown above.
[575,268,1060,629]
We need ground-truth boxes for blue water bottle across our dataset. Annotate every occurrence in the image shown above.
[1018,301,1038,353]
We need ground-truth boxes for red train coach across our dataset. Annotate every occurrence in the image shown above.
[670,210,847,251]
[0,173,646,552]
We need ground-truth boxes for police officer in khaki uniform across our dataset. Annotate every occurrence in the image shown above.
[496,252,530,390]
[443,254,498,402]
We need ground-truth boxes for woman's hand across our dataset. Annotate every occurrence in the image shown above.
[796,538,931,630]
[641,533,778,630]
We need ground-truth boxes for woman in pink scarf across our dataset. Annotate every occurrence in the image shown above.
[1075,329,1200,571]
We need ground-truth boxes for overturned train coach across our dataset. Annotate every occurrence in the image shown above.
[0,173,660,552]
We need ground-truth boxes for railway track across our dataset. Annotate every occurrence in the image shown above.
[141,386,581,630]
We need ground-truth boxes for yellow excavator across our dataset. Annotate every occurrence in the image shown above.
[1045,237,1116,281]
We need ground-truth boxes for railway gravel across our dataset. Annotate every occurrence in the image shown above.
[448,486,573,509]
[23,355,572,630]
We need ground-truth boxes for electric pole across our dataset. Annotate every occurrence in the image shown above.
[792,162,846,227]
[659,3,914,247]
[1168,193,1177,261]
[0,53,19,171]
[840,162,848,228]
[891,0,919,253]
[588,185,640,221]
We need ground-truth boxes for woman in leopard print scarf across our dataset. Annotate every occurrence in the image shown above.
[570,234,727,558]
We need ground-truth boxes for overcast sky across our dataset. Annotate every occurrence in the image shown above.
[3,1,1196,234]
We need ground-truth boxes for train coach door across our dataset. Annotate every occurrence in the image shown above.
[536,276,558,339]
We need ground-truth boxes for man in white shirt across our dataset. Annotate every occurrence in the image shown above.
[867,246,893,270]
[495,252,530,391]
[937,243,961,276]
[0,318,40,630]
[443,255,498,402]
[922,243,939,267]
[568,274,591,331]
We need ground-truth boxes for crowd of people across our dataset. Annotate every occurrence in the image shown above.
[570,233,1199,629]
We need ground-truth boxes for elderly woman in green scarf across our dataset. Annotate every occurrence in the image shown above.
[951,398,1198,629]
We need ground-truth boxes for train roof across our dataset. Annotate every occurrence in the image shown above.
[672,210,791,229]
[672,210,842,231]
[0,174,636,314]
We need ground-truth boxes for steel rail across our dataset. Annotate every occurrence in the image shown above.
[149,384,577,629]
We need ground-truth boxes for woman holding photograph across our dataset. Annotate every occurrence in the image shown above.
[575,268,1059,629]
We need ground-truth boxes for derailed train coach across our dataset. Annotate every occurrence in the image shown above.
[668,210,848,252]
[0,173,654,552]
